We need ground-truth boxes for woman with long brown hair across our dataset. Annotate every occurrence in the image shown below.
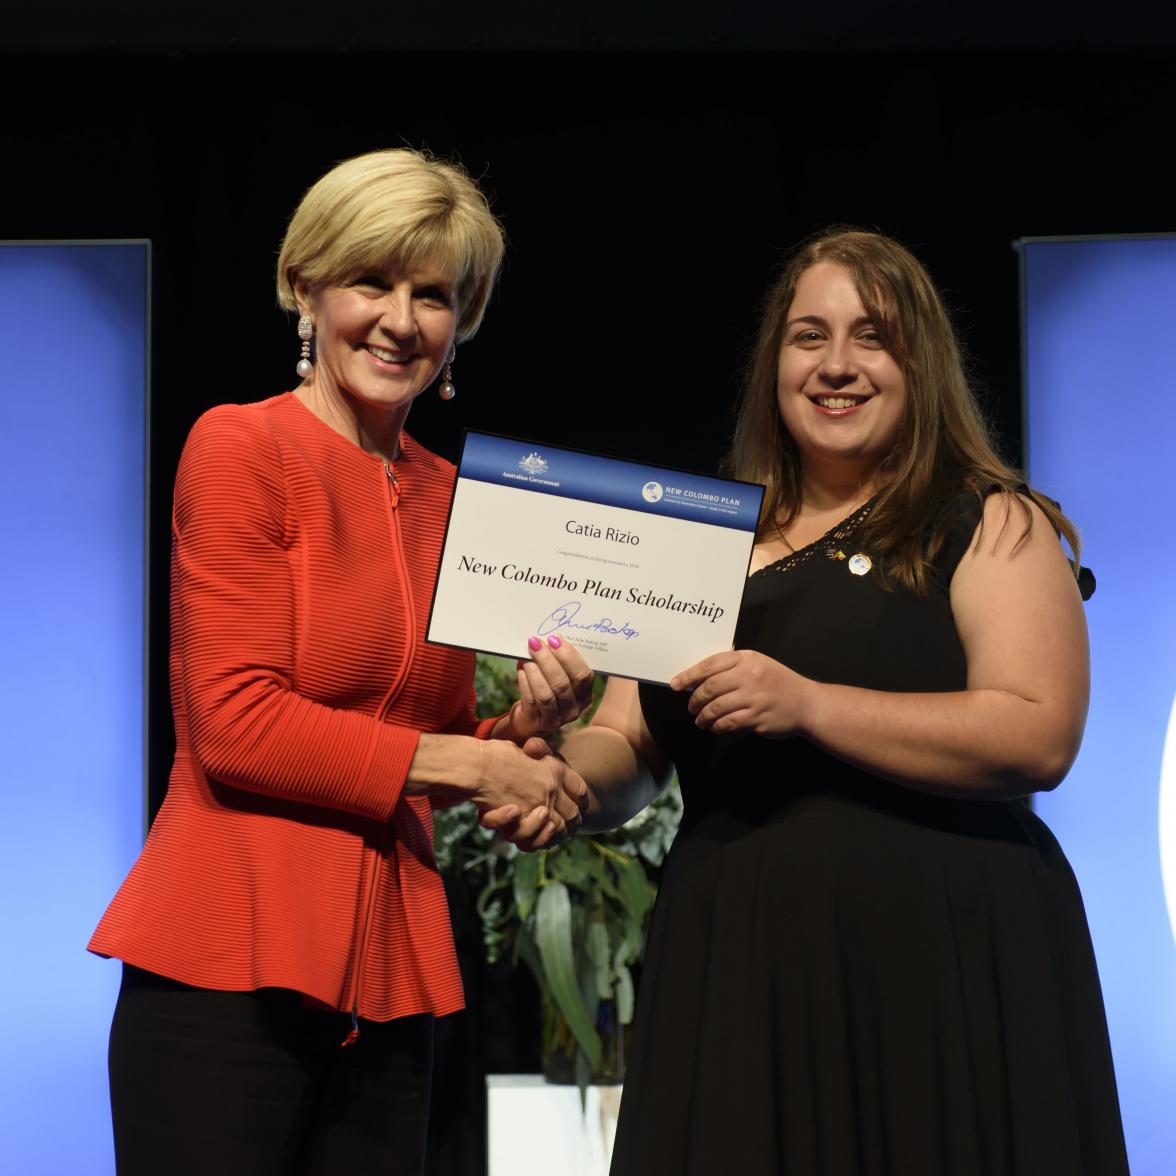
[541,228,1128,1173]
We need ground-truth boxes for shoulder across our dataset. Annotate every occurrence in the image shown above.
[933,485,1035,583]
[175,398,291,529]
[951,488,1080,605]
[179,397,303,487]
[971,490,1043,556]
[183,397,294,465]
[183,395,292,462]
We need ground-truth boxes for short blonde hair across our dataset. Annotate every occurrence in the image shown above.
[276,148,505,341]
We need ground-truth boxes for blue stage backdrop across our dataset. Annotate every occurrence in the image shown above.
[1022,234,1176,1175]
[0,243,148,1175]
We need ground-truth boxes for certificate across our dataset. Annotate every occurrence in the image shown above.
[427,432,765,684]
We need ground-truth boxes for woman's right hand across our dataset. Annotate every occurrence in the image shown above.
[474,737,588,847]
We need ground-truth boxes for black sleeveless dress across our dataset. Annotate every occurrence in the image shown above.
[610,498,1128,1176]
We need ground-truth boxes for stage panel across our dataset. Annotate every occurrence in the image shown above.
[1022,234,1176,1175]
[0,242,149,1176]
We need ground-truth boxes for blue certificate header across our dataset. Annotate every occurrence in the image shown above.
[458,432,765,532]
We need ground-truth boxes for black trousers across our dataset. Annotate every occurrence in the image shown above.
[108,965,434,1176]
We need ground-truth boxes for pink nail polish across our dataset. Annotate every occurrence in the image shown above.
[528,636,542,652]
[547,635,562,649]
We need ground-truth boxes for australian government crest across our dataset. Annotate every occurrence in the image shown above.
[518,451,549,475]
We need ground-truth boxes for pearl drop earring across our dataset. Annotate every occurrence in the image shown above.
[296,314,314,378]
[438,345,456,400]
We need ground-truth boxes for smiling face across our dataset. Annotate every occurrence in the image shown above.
[295,259,457,435]
[776,261,906,489]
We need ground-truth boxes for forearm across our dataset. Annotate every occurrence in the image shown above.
[186,669,430,820]
[409,731,591,829]
[558,726,665,832]
[800,681,1083,799]
[404,733,486,802]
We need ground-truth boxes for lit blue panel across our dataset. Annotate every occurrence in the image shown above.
[0,243,148,1176]
[1022,235,1176,1175]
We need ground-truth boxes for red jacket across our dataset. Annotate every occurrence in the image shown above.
[90,394,491,1020]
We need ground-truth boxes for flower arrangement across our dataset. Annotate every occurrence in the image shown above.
[435,655,682,1090]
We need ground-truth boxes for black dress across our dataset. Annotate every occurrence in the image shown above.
[611,498,1128,1176]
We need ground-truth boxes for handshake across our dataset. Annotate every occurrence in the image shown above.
[474,633,595,851]
[472,735,590,853]
[413,635,593,850]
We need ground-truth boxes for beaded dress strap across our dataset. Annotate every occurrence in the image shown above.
[753,500,875,577]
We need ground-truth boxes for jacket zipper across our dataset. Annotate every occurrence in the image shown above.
[342,458,418,1045]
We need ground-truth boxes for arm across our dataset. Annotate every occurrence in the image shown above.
[406,732,587,838]
[556,677,673,831]
[680,494,1089,799]
[174,408,584,832]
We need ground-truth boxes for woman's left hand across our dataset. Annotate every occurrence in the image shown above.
[509,635,596,740]
[673,650,811,738]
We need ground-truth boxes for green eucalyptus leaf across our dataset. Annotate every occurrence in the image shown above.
[565,837,595,862]
[515,930,546,995]
[575,1047,592,1109]
[579,953,600,1028]
[587,919,612,1000]
[536,881,601,1068]
[615,856,654,922]
[553,837,597,877]
[638,831,667,864]
[617,921,644,968]
[484,922,508,966]
[433,804,482,874]
[615,963,635,1024]
[596,876,623,904]
[474,653,522,717]
[512,851,541,922]
[548,856,591,889]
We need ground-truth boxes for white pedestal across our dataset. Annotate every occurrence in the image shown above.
[486,1074,622,1176]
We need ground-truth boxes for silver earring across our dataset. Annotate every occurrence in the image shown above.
[296,314,314,378]
[438,346,456,400]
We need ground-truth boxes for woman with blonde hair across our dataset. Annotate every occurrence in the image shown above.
[544,228,1128,1173]
[90,148,593,1175]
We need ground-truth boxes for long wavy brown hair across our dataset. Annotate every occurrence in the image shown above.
[725,227,1080,595]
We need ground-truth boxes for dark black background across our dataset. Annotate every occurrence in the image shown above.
[5,7,1173,1171]
[6,39,1173,808]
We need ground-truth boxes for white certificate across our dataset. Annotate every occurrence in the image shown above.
[427,433,765,684]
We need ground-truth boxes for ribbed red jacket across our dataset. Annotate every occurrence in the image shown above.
[90,393,492,1020]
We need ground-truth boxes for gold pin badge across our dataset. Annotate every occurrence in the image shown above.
[848,553,872,576]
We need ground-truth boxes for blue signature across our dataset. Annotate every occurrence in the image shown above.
[537,601,640,640]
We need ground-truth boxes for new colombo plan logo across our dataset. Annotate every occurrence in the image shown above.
[518,452,549,475]
[642,480,664,503]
